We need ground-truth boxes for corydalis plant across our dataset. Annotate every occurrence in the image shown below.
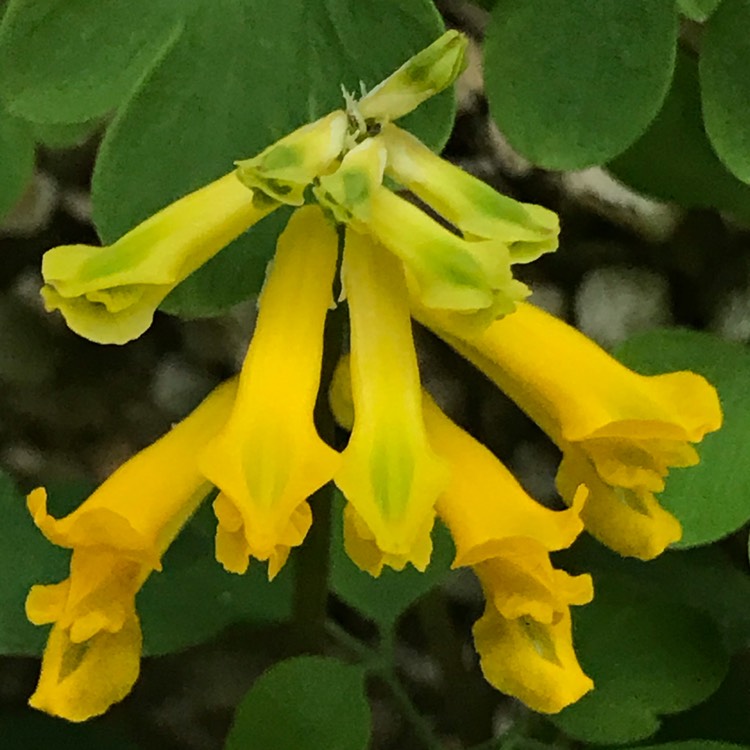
[28,29,721,725]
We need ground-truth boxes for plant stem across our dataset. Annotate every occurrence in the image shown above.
[328,621,445,750]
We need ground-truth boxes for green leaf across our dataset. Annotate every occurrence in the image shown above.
[225,656,371,750]
[678,0,725,21]
[139,502,293,656]
[484,0,678,170]
[655,656,750,747]
[609,49,750,221]
[0,102,33,219]
[552,579,728,745]
[617,744,750,750]
[562,536,750,652]
[92,0,453,319]
[330,492,455,629]
[615,329,750,547]
[701,0,750,183]
[0,710,138,750]
[0,472,69,656]
[0,0,182,123]
[30,118,101,149]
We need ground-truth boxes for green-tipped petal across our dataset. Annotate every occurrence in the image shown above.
[357,30,467,123]
[333,232,447,576]
[42,173,275,344]
[236,111,348,205]
[382,124,559,262]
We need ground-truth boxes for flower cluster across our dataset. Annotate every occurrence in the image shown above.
[28,32,721,722]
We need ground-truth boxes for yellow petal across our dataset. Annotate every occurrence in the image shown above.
[423,392,585,566]
[418,302,722,445]
[25,379,237,720]
[200,206,340,578]
[557,446,682,560]
[236,110,348,205]
[27,377,238,555]
[28,616,142,722]
[474,546,593,624]
[382,123,559,262]
[42,174,276,344]
[418,302,721,559]
[314,138,528,320]
[334,232,447,574]
[473,606,593,714]
[357,31,467,123]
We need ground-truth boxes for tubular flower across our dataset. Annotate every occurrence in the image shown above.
[416,302,723,560]
[41,174,276,345]
[422,393,593,713]
[314,137,533,325]
[42,111,349,346]
[332,234,447,576]
[199,206,340,579]
[25,378,238,722]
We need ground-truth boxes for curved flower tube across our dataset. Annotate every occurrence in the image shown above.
[333,232,447,576]
[199,206,340,579]
[381,123,559,263]
[26,378,238,721]
[41,174,276,345]
[417,301,722,559]
[422,392,593,712]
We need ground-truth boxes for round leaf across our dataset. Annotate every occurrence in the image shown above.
[616,329,750,547]
[609,49,750,221]
[678,0,725,21]
[701,0,750,183]
[225,656,371,750]
[552,582,728,745]
[0,472,68,656]
[484,0,678,170]
[0,103,33,219]
[92,0,453,319]
[0,0,182,123]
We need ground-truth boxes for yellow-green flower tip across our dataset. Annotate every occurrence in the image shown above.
[312,136,387,224]
[358,30,468,122]
[332,235,448,575]
[41,173,275,344]
[382,124,559,263]
[236,110,348,205]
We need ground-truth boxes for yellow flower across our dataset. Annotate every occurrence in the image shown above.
[331,232,447,576]
[381,123,559,263]
[235,110,348,205]
[25,378,238,722]
[41,174,275,345]
[42,111,350,347]
[422,392,593,712]
[417,301,722,560]
[356,30,468,123]
[199,206,340,579]
[313,138,530,323]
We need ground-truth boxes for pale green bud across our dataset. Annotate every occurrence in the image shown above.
[357,30,467,123]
